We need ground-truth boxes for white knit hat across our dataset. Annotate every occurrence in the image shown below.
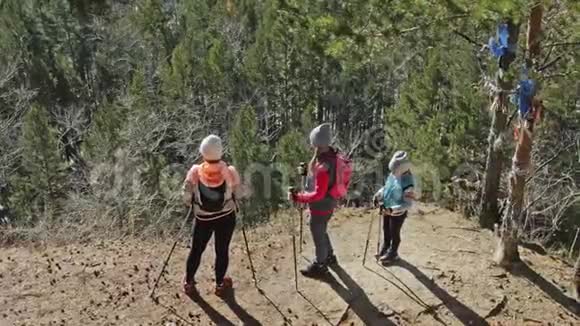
[199,135,223,161]
[389,150,411,175]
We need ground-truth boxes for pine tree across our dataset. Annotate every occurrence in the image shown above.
[160,42,192,99]
[230,105,278,223]
[276,130,310,189]
[386,46,487,200]
[230,106,261,171]
[83,102,127,162]
[18,105,66,221]
[1,0,577,238]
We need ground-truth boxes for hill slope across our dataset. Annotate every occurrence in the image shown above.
[1,205,579,326]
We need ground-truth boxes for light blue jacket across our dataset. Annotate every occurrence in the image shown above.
[375,172,415,214]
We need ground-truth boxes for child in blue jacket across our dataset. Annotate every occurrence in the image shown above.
[373,151,416,263]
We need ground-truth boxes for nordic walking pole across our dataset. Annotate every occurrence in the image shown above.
[238,202,258,285]
[242,223,268,295]
[150,205,193,299]
[240,206,258,287]
[242,225,258,287]
[299,204,304,254]
[292,231,299,291]
[298,162,307,253]
[289,186,299,291]
[239,203,290,322]
[377,207,383,258]
[362,209,375,266]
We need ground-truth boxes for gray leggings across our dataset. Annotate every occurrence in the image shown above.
[309,213,334,264]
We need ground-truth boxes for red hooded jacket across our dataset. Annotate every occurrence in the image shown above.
[293,150,337,216]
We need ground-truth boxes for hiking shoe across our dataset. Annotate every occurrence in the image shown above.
[379,253,400,264]
[182,275,197,297]
[214,276,233,297]
[300,263,329,278]
[183,282,197,297]
[325,254,338,266]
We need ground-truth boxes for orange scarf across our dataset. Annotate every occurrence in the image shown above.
[198,161,227,187]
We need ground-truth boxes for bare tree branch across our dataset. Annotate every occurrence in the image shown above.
[526,140,577,185]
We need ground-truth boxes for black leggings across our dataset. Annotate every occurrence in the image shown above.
[380,212,407,256]
[185,213,236,285]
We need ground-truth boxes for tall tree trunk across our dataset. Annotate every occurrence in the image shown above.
[479,21,520,229]
[574,254,580,301]
[495,4,543,268]
[480,97,508,229]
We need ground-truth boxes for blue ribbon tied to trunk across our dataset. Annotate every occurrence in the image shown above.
[488,23,515,58]
[516,78,536,120]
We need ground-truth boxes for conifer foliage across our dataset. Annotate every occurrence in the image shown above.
[16,106,66,222]
[0,0,577,249]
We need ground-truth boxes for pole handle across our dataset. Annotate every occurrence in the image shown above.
[298,162,307,177]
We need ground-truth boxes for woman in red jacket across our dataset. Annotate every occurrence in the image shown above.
[289,123,338,278]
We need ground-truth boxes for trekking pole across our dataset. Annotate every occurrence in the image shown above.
[240,212,258,287]
[362,209,375,266]
[239,203,291,323]
[298,162,307,253]
[298,205,304,253]
[289,186,299,291]
[242,224,260,287]
[150,205,193,299]
[377,207,383,258]
[292,231,299,291]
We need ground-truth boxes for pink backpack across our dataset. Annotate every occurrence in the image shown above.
[328,153,352,199]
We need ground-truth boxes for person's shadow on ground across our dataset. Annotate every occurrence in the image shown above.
[186,290,235,326]
[511,262,580,317]
[221,288,263,326]
[326,264,398,325]
[186,288,262,326]
[396,259,489,325]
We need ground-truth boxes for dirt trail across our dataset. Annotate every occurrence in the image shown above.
[1,205,579,326]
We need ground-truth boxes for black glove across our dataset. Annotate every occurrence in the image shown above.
[287,187,297,202]
[298,162,307,177]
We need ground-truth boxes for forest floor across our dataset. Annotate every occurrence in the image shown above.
[1,204,579,326]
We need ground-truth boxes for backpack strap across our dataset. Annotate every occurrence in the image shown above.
[185,164,203,205]
[220,163,234,205]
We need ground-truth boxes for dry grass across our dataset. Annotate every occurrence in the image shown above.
[0,202,298,248]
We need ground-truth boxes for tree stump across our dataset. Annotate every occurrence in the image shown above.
[494,226,520,268]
